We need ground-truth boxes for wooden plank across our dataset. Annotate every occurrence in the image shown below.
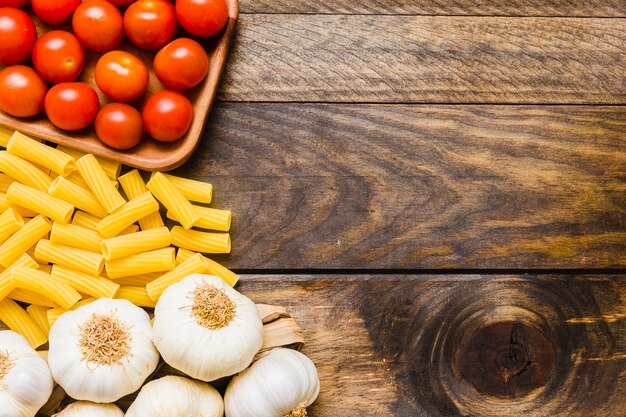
[218,15,626,104]
[179,103,626,269]
[238,274,626,417]
[239,0,626,16]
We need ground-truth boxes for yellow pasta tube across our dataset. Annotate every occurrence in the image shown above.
[110,272,161,286]
[204,257,239,287]
[47,297,95,327]
[50,265,120,299]
[170,226,231,254]
[26,304,51,334]
[116,286,156,308]
[147,172,199,229]
[76,154,125,213]
[152,172,213,204]
[105,247,175,279]
[57,146,121,179]
[0,269,14,301]
[35,240,104,276]
[50,222,103,253]
[96,192,159,238]
[101,227,171,260]
[7,182,74,223]
[0,126,12,147]
[0,298,48,348]
[7,131,75,176]
[0,208,23,244]
[0,215,51,267]
[175,248,195,264]
[49,177,108,218]
[118,170,164,230]
[71,211,100,230]
[0,193,38,218]
[0,151,52,192]
[0,173,13,193]
[146,252,208,301]
[11,266,82,309]
[167,205,231,231]
[9,288,56,307]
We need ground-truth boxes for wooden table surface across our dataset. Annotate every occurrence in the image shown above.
[177,2,626,416]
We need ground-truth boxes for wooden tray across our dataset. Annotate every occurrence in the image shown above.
[0,0,238,171]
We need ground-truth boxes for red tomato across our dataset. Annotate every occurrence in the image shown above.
[32,31,84,83]
[0,7,37,65]
[107,0,136,6]
[0,65,47,117]
[95,103,143,149]
[45,82,100,131]
[31,0,81,25]
[175,0,228,38]
[123,0,177,50]
[154,38,208,90]
[95,51,149,102]
[72,0,123,52]
[142,90,193,142]
[0,0,29,7]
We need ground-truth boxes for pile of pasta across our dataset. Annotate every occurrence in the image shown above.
[0,126,236,349]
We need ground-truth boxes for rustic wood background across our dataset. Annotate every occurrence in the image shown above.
[176,1,626,416]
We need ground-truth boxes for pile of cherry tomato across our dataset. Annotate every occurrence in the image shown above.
[0,0,228,150]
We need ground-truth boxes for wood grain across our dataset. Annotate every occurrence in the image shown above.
[179,103,626,269]
[237,274,626,416]
[218,15,626,103]
[239,0,626,17]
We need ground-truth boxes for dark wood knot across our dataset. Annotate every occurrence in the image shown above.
[457,322,554,398]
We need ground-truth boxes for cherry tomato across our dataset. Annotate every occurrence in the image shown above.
[154,38,208,90]
[32,31,84,83]
[123,0,177,50]
[0,65,47,117]
[72,0,123,52]
[95,51,149,102]
[142,90,193,142]
[0,7,37,65]
[95,103,143,149]
[175,0,228,38]
[0,0,29,7]
[31,0,81,25]
[107,0,136,6]
[45,82,100,131]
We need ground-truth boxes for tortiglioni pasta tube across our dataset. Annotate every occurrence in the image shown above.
[167,205,231,231]
[170,226,231,254]
[151,172,212,204]
[7,131,75,176]
[146,172,199,229]
[11,266,81,310]
[0,151,52,192]
[101,226,171,260]
[7,182,74,223]
[49,177,108,218]
[50,265,120,299]
[76,154,125,213]
[0,215,51,267]
[0,208,23,245]
[96,192,159,238]
[34,239,105,276]
[0,298,48,348]
[105,247,175,279]
[118,170,164,230]
[50,222,103,253]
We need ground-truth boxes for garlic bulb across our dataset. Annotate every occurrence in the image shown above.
[52,401,124,417]
[126,375,223,417]
[153,274,263,381]
[0,330,53,417]
[48,298,159,402]
[225,348,320,417]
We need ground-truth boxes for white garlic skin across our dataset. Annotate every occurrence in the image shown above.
[225,348,320,417]
[48,298,159,403]
[153,274,263,381]
[0,330,53,417]
[125,375,224,417]
[52,401,124,417]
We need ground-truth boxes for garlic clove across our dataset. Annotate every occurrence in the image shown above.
[52,401,124,417]
[48,298,159,403]
[225,348,320,417]
[0,330,53,417]
[125,375,223,417]
[153,274,263,382]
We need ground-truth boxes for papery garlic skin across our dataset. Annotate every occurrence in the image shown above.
[153,274,263,381]
[125,375,223,417]
[0,330,53,417]
[48,298,159,403]
[225,348,320,417]
[52,401,124,417]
